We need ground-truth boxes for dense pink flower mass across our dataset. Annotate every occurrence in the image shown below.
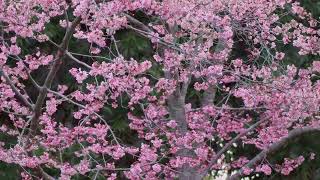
[0,0,319,179]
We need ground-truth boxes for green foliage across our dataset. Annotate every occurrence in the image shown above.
[115,30,153,59]
[0,163,19,180]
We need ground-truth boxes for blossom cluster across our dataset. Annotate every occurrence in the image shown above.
[0,0,319,179]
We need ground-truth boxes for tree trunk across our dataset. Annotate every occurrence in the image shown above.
[167,81,203,180]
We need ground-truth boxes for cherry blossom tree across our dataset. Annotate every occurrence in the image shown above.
[0,0,319,179]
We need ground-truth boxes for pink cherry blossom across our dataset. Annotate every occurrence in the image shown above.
[0,0,319,179]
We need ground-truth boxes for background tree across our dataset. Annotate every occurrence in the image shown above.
[0,0,319,180]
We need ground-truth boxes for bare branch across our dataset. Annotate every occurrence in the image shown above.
[65,51,92,69]
[28,17,81,137]
[202,119,265,176]
[123,13,153,32]
[38,167,55,180]
[228,127,320,180]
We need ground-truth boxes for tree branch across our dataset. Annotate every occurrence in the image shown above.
[0,69,34,110]
[201,85,217,107]
[228,127,320,180]
[28,17,81,137]
[47,89,120,146]
[38,167,55,180]
[123,13,152,33]
[65,51,92,69]
[201,119,265,176]
[124,14,185,53]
